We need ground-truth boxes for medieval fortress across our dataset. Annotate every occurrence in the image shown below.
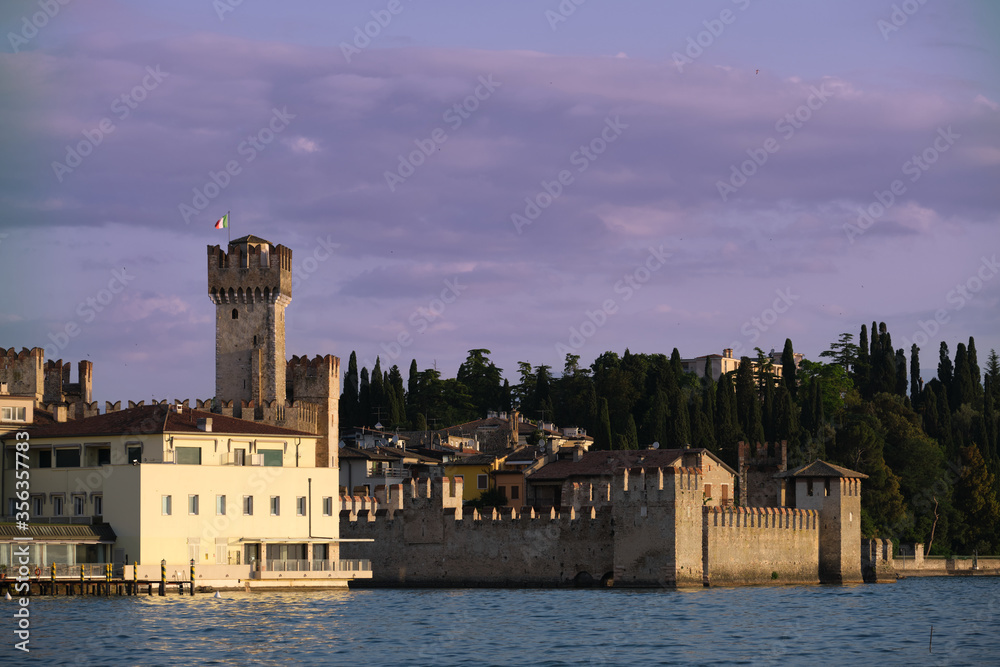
[2,234,881,587]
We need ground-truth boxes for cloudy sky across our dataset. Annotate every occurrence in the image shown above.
[0,0,998,404]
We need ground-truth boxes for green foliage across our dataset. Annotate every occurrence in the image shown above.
[468,487,508,511]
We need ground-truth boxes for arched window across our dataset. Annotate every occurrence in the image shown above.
[253,335,257,346]
[232,309,238,320]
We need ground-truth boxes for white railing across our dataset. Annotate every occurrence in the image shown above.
[263,559,371,572]
[368,466,410,479]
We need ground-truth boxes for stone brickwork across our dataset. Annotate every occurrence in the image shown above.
[208,239,292,412]
[341,464,851,588]
[704,505,819,585]
[207,237,339,467]
[862,538,896,582]
[286,354,340,468]
[738,440,786,508]
[0,347,44,400]
[1,348,93,413]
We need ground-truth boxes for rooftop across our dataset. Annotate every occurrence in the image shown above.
[26,404,314,439]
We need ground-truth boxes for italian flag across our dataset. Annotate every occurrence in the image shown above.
[214,213,229,229]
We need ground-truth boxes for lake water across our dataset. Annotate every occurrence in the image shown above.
[8,577,999,665]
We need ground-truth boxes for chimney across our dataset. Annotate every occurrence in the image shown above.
[54,405,67,422]
[723,348,733,359]
[197,417,213,432]
[0,382,7,395]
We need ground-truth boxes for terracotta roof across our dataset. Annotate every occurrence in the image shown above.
[338,445,395,462]
[230,234,272,246]
[776,460,868,479]
[445,453,497,467]
[26,405,313,439]
[528,449,688,481]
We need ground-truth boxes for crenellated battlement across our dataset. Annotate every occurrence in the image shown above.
[207,240,292,303]
[705,505,818,530]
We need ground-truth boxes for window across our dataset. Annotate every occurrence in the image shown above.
[270,496,280,516]
[704,484,713,501]
[97,447,111,465]
[477,474,488,490]
[93,495,103,516]
[73,495,86,516]
[188,494,199,515]
[7,498,16,515]
[53,496,64,516]
[511,486,519,500]
[1,406,26,422]
[38,450,52,468]
[216,495,226,516]
[322,497,333,516]
[175,447,202,465]
[127,445,142,464]
[232,308,238,319]
[161,495,172,516]
[297,497,306,516]
[261,449,283,467]
[31,496,43,516]
[234,448,246,466]
[807,480,814,496]
[55,448,81,468]
[243,495,253,516]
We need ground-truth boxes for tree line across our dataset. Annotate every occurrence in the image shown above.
[339,326,1000,555]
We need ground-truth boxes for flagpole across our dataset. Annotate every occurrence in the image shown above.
[228,210,231,244]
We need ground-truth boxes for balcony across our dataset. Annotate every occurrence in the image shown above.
[366,466,410,480]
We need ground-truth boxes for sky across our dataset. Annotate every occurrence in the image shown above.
[0,0,998,405]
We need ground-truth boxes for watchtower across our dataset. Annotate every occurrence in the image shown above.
[777,460,866,584]
[207,236,293,416]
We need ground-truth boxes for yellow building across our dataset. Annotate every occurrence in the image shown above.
[442,453,499,502]
[0,403,369,588]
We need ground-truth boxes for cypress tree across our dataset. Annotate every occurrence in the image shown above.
[969,337,982,400]
[359,367,371,428]
[895,348,908,397]
[781,338,797,399]
[953,342,974,409]
[857,324,871,397]
[388,364,406,428]
[938,342,954,404]
[910,344,922,408]
[715,373,741,462]
[735,357,758,440]
[596,398,612,450]
[340,351,360,430]
[669,387,691,447]
[370,357,385,426]
[623,414,639,450]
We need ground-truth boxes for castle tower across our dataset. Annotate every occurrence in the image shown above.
[777,460,866,584]
[208,236,292,416]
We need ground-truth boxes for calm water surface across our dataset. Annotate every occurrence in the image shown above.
[8,577,999,665]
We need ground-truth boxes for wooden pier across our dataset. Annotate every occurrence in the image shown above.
[1,561,198,597]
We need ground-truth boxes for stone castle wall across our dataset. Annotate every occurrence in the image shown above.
[704,506,819,585]
[341,466,838,588]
